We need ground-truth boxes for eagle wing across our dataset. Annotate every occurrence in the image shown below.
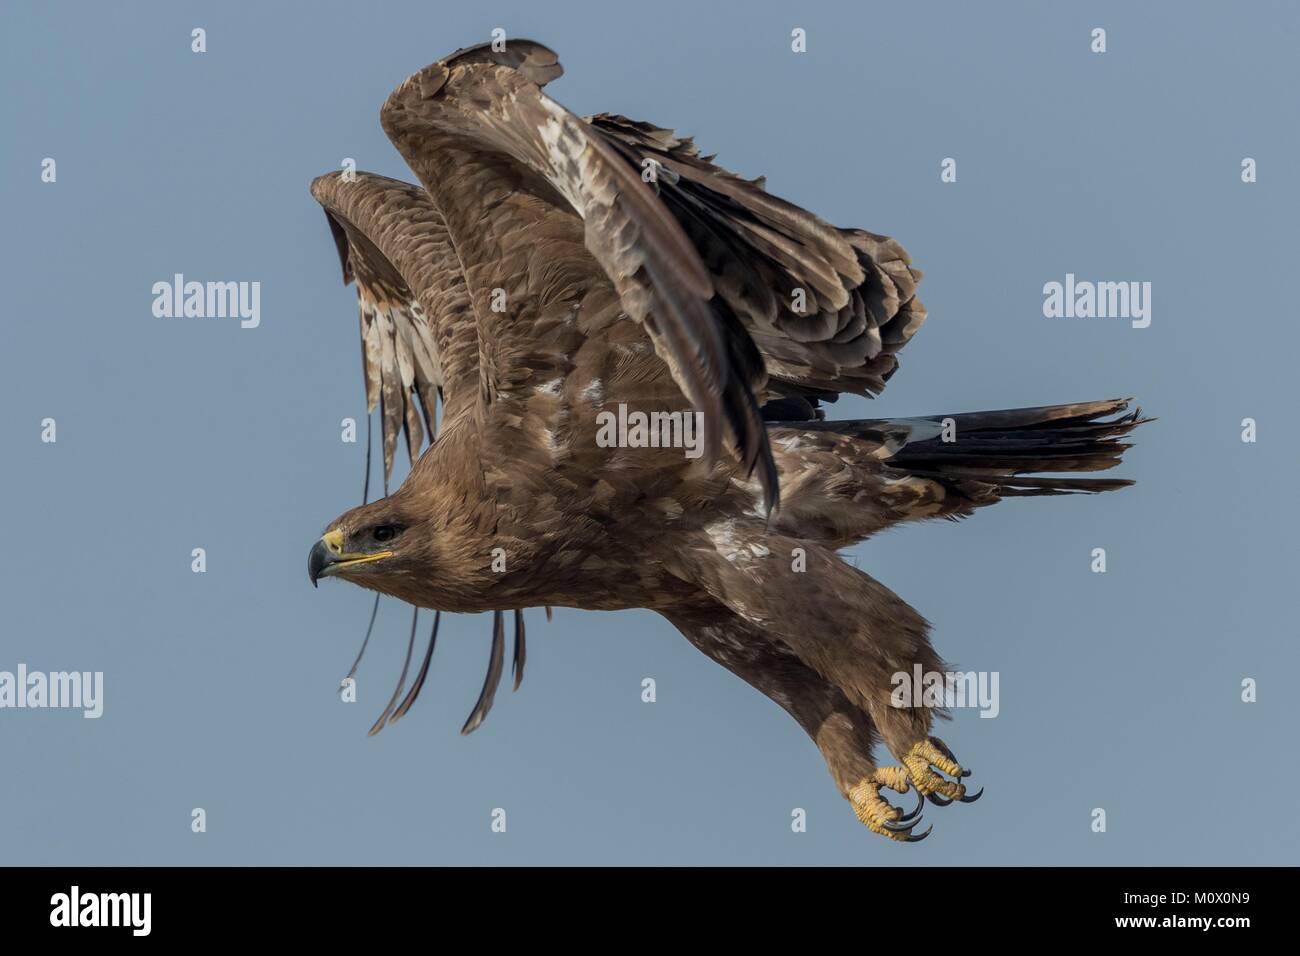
[585,113,926,399]
[314,40,929,502]
[310,172,477,486]
[378,39,784,503]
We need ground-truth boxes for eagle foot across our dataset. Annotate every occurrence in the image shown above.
[902,736,984,807]
[847,767,931,842]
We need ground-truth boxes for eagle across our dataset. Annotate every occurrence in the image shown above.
[305,40,1144,842]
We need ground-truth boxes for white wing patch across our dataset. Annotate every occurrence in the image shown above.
[534,377,564,395]
[705,519,771,564]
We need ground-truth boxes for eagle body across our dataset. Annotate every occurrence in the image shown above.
[307,41,1143,840]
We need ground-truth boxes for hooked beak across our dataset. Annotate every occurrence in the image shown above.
[308,529,393,586]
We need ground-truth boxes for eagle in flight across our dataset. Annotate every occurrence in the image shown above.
[305,40,1143,841]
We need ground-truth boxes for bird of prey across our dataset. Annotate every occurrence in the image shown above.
[305,40,1144,841]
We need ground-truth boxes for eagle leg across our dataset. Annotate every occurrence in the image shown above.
[664,605,943,842]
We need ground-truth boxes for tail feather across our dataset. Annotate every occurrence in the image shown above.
[905,471,1135,497]
[882,399,1148,496]
[765,399,1147,545]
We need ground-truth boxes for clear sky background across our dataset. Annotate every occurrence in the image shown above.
[2,0,1296,865]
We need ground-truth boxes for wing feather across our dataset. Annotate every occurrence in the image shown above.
[311,174,470,486]
[379,40,777,506]
[588,113,927,398]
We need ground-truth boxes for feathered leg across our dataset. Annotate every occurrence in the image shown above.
[663,605,928,841]
[662,531,979,812]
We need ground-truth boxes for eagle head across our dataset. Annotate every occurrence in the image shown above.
[307,500,417,590]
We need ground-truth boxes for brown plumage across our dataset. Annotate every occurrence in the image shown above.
[305,40,1146,840]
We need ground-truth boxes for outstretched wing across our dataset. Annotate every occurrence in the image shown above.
[364,39,928,505]
[586,114,926,400]
[310,171,477,485]
[378,40,777,506]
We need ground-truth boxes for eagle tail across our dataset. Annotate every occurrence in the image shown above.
[879,397,1149,498]
[767,398,1148,544]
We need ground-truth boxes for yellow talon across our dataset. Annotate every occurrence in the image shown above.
[902,736,969,801]
[847,767,929,842]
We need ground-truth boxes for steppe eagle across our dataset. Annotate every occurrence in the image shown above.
[305,40,1143,841]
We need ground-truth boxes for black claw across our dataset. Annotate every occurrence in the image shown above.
[930,737,959,763]
[883,813,922,833]
[959,786,984,804]
[904,824,934,843]
[898,787,924,823]
[926,791,953,807]
[958,768,973,778]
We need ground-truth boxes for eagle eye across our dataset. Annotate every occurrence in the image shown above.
[373,524,401,543]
